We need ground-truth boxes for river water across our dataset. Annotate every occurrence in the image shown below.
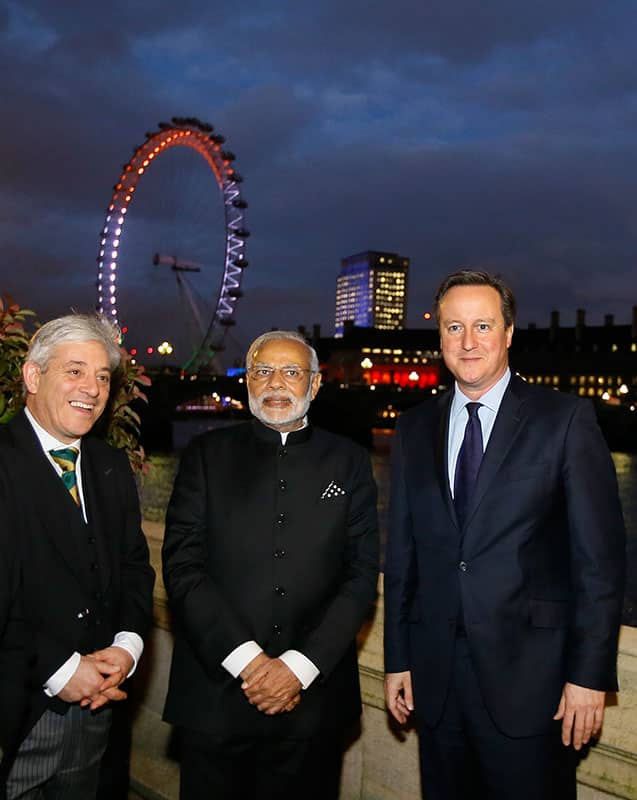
[142,436,636,627]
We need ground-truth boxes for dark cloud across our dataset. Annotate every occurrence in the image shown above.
[2,0,637,360]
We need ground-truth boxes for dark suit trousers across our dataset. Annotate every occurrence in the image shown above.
[179,727,345,800]
[417,638,576,800]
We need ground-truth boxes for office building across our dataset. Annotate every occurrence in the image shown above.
[334,250,409,336]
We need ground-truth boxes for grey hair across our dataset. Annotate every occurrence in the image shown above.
[246,330,319,373]
[27,314,122,373]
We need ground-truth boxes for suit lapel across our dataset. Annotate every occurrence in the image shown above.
[463,376,527,530]
[9,412,91,588]
[434,391,458,527]
[80,438,113,591]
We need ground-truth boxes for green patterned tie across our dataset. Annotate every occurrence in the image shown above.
[49,447,80,506]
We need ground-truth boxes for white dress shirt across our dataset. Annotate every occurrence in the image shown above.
[24,408,143,696]
[221,419,320,689]
[447,369,511,496]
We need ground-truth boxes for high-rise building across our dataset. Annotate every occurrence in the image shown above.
[334,250,409,336]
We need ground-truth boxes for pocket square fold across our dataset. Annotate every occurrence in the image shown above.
[321,480,347,499]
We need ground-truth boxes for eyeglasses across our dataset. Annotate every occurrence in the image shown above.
[247,366,316,384]
[442,322,506,338]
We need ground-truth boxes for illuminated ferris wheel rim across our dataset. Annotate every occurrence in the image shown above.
[95,116,249,369]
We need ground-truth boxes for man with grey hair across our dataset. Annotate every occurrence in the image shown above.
[0,313,154,799]
[163,330,379,799]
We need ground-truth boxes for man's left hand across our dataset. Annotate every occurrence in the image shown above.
[553,682,605,749]
[241,657,302,715]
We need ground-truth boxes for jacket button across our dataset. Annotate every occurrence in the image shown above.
[90,562,98,571]
[273,624,282,634]
[88,536,96,545]
[459,561,468,572]
[279,479,287,491]
[279,449,287,458]
[274,585,286,597]
[274,549,286,559]
[277,513,285,524]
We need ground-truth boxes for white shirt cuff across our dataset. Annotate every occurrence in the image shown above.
[112,631,144,677]
[279,650,320,690]
[44,652,81,697]
[222,641,263,678]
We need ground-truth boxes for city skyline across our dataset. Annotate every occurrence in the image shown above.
[2,1,637,365]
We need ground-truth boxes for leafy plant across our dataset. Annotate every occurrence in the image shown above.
[100,349,152,475]
[0,296,150,474]
[0,297,37,424]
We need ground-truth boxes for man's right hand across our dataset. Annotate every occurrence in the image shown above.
[385,671,414,724]
[57,654,126,706]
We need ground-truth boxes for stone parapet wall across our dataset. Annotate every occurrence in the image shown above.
[132,522,637,799]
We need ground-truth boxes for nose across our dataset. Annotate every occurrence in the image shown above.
[461,328,477,350]
[265,368,285,389]
[80,374,100,397]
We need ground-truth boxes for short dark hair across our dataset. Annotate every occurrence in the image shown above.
[434,269,516,329]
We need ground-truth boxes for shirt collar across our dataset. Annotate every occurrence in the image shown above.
[450,368,511,420]
[24,407,82,454]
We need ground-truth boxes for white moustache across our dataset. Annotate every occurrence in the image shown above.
[260,394,294,403]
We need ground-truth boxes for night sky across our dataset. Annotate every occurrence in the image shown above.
[3,1,637,365]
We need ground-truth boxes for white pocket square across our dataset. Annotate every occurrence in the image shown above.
[321,480,347,500]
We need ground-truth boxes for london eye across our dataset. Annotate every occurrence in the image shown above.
[95,117,248,372]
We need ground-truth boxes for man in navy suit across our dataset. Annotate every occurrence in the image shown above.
[384,270,625,799]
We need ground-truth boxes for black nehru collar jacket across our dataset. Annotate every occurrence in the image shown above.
[250,418,313,446]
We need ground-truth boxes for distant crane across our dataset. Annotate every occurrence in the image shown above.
[153,253,207,358]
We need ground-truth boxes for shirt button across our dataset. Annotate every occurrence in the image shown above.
[274,585,286,597]
[279,479,287,491]
[274,549,286,559]
[459,561,468,572]
[273,624,282,635]
[277,513,285,524]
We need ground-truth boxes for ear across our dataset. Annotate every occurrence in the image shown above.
[310,371,322,400]
[23,361,41,395]
[506,324,514,349]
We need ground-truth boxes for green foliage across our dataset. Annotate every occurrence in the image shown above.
[0,297,36,424]
[0,296,150,474]
[99,349,152,475]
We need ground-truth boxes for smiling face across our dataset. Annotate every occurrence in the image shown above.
[439,284,513,400]
[247,338,321,432]
[23,340,112,443]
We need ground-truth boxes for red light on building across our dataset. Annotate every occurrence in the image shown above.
[365,364,439,389]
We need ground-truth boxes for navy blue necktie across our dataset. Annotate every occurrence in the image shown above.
[453,402,483,526]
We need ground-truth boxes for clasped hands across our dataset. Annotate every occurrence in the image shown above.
[240,653,302,715]
[58,645,134,711]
